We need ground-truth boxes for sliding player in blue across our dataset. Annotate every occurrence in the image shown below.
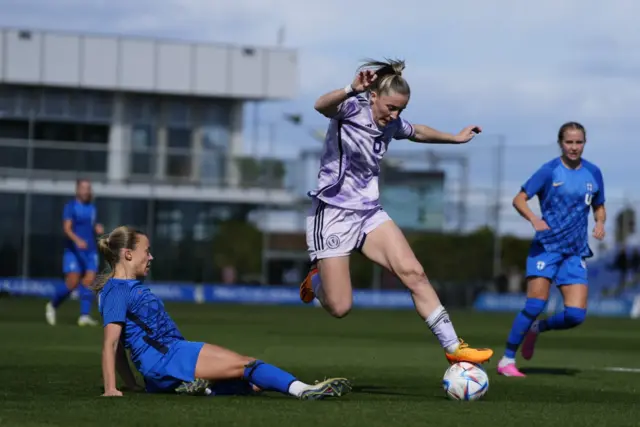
[46,179,103,327]
[497,122,606,377]
[95,225,352,399]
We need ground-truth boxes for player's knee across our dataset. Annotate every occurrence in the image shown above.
[329,303,352,318]
[322,288,352,318]
[325,299,352,318]
[523,297,547,318]
[564,306,586,327]
[82,273,96,286]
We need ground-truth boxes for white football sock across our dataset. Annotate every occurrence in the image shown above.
[288,380,309,397]
[426,305,460,354]
[499,356,516,367]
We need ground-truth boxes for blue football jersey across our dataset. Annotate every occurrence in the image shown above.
[521,157,605,257]
[98,279,185,375]
[63,199,97,252]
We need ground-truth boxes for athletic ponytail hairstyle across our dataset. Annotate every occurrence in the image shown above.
[92,226,146,292]
[358,58,410,97]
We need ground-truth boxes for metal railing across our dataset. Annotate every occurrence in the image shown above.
[0,138,299,191]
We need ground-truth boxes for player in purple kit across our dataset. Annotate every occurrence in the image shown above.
[299,58,493,365]
[46,179,103,327]
[497,122,606,377]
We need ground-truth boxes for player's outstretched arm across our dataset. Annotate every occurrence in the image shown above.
[410,124,481,144]
[101,323,125,396]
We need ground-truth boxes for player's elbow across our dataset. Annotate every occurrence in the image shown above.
[512,195,520,210]
[313,100,336,118]
[314,105,331,117]
[512,192,526,209]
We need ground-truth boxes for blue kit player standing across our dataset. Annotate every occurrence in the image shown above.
[497,122,607,377]
[95,225,351,399]
[46,179,104,327]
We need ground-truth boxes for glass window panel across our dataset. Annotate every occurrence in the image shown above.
[128,95,158,124]
[167,128,191,149]
[130,124,155,176]
[18,87,40,116]
[68,91,88,119]
[27,194,67,278]
[42,89,68,117]
[0,192,24,277]
[89,92,113,122]
[166,100,191,127]
[0,86,18,117]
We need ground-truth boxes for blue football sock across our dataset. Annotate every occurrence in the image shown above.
[79,285,94,316]
[504,298,546,358]
[538,306,586,332]
[51,283,72,308]
[243,360,296,395]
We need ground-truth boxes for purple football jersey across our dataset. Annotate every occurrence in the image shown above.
[308,94,415,210]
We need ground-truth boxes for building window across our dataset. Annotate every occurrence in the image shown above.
[127,95,159,179]
[152,201,259,282]
[199,103,230,185]
[166,128,192,178]
[130,125,155,176]
[89,92,113,122]
[0,193,25,277]
[166,100,192,127]
[27,194,67,278]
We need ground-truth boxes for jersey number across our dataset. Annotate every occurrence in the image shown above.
[373,137,383,154]
[585,193,592,206]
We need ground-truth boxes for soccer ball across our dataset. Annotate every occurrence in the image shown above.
[442,362,489,401]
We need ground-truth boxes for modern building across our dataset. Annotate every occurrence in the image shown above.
[0,27,299,283]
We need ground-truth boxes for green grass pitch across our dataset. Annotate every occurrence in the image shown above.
[1,298,639,427]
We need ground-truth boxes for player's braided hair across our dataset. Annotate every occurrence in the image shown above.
[93,226,146,292]
[358,58,410,97]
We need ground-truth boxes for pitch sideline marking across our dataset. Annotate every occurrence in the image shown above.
[602,367,640,373]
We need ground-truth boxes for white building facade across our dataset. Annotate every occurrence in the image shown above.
[0,28,299,282]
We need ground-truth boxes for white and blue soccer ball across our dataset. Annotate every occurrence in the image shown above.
[442,361,489,401]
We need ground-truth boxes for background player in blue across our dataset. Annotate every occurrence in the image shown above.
[497,122,606,377]
[46,179,104,327]
[94,225,351,399]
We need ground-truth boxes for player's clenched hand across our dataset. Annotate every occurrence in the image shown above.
[593,222,605,240]
[453,126,482,144]
[102,389,123,397]
[351,70,377,93]
[531,218,550,232]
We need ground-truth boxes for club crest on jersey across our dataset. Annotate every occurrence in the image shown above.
[585,182,593,206]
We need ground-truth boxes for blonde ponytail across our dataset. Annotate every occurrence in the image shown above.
[358,58,410,96]
[92,226,145,292]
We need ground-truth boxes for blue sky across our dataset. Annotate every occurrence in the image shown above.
[2,0,639,245]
